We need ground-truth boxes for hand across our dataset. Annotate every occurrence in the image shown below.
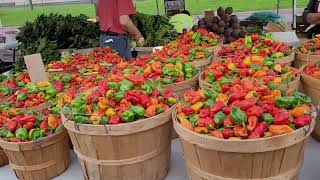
[137,37,145,47]
[131,41,137,48]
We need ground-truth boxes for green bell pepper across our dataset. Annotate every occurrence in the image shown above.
[231,107,247,127]
[204,99,215,108]
[25,83,39,93]
[6,131,15,139]
[121,110,135,122]
[73,115,89,124]
[261,113,274,126]
[114,91,125,101]
[15,128,28,141]
[204,88,218,99]
[119,80,134,92]
[250,64,261,71]
[28,128,45,141]
[17,81,25,87]
[214,111,226,125]
[163,68,177,77]
[162,78,174,84]
[131,106,145,118]
[206,72,215,84]
[275,96,300,109]
[61,74,72,83]
[0,129,8,137]
[293,91,312,104]
[189,114,199,127]
[271,52,284,58]
[141,83,153,95]
[244,36,252,47]
[17,93,28,101]
[108,82,119,90]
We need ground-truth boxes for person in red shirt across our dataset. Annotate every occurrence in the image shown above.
[96,0,144,60]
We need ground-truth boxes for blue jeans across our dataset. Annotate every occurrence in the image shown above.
[99,33,132,60]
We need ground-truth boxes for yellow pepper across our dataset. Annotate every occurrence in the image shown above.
[37,81,51,88]
[175,62,184,76]
[191,102,204,113]
[251,55,264,65]
[90,115,101,125]
[97,97,109,110]
[216,93,228,103]
[144,65,152,74]
[195,51,205,59]
[242,57,251,65]
[274,64,282,72]
[168,97,177,104]
[56,97,64,109]
[245,91,257,99]
[194,127,209,134]
[105,108,115,117]
[272,77,282,84]
[227,62,236,70]
[177,113,193,131]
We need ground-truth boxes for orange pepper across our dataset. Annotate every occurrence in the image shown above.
[86,105,93,114]
[110,74,124,82]
[274,64,282,72]
[93,64,100,72]
[251,55,264,65]
[269,125,294,135]
[312,71,320,79]
[177,113,193,131]
[216,93,228,103]
[97,97,109,110]
[151,61,162,74]
[262,66,269,72]
[194,126,209,134]
[300,47,307,54]
[272,77,282,84]
[272,90,281,99]
[63,93,73,104]
[253,70,267,78]
[145,105,157,117]
[264,131,273,137]
[195,51,205,59]
[163,63,175,69]
[150,98,159,105]
[48,115,58,129]
[289,104,312,118]
[117,62,128,69]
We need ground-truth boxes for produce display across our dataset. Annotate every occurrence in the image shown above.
[113,55,198,85]
[202,57,300,87]
[303,63,320,78]
[197,7,246,43]
[2,72,31,89]
[132,13,178,47]
[178,29,222,48]
[0,109,63,142]
[296,35,320,56]
[218,34,293,60]
[176,80,312,139]
[63,80,176,125]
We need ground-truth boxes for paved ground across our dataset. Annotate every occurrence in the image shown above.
[0,138,320,180]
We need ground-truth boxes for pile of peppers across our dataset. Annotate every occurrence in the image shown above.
[217,34,293,61]
[303,62,320,79]
[296,34,320,55]
[177,29,222,48]
[63,79,176,125]
[0,87,10,99]
[0,109,63,142]
[113,55,198,85]
[2,71,31,89]
[176,78,312,139]
[3,81,58,108]
[203,56,300,88]
[47,47,124,71]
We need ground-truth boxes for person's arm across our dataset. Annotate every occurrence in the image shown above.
[303,0,320,24]
[119,15,142,41]
[95,0,99,21]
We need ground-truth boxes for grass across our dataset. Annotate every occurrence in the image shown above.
[0,0,309,27]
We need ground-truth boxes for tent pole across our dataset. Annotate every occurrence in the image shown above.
[276,0,280,15]
[292,0,296,30]
[156,0,160,15]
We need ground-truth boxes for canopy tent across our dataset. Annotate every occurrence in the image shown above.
[276,0,297,30]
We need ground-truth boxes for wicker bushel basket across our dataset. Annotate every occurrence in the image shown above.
[62,106,174,180]
[0,129,70,180]
[0,147,8,167]
[301,67,320,141]
[294,52,320,68]
[164,72,199,99]
[190,58,212,72]
[275,52,295,66]
[199,71,300,93]
[173,111,316,180]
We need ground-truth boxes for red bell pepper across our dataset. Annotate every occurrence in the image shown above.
[11,138,22,142]
[246,105,263,118]
[223,128,234,139]
[246,116,258,131]
[233,126,248,139]
[229,91,246,103]
[229,84,243,94]
[109,115,121,124]
[238,98,258,111]
[224,115,234,128]
[18,115,36,125]
[40,120,48,131]
[199,108,210,118]
[259,101,275,113]
[23,122,35,131]
[5,120,18,131]
[274,110,290,125]
[248,131,260,139]
[210,101,225,114]
[182,106,195,116]
[253,121,267,136]
[294,115,311,128]
[222,106,231,114]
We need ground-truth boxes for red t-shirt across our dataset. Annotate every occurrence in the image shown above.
[97,0,136,34]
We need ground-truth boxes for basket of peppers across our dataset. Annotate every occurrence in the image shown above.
[199,56,301,93]
[61,80,177,180]
[113,55,199,98]
[295,35,320,68]
[173,78,315,180]
[217,34,294,66]
[0,108,70,180]
[301,62,320,141]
